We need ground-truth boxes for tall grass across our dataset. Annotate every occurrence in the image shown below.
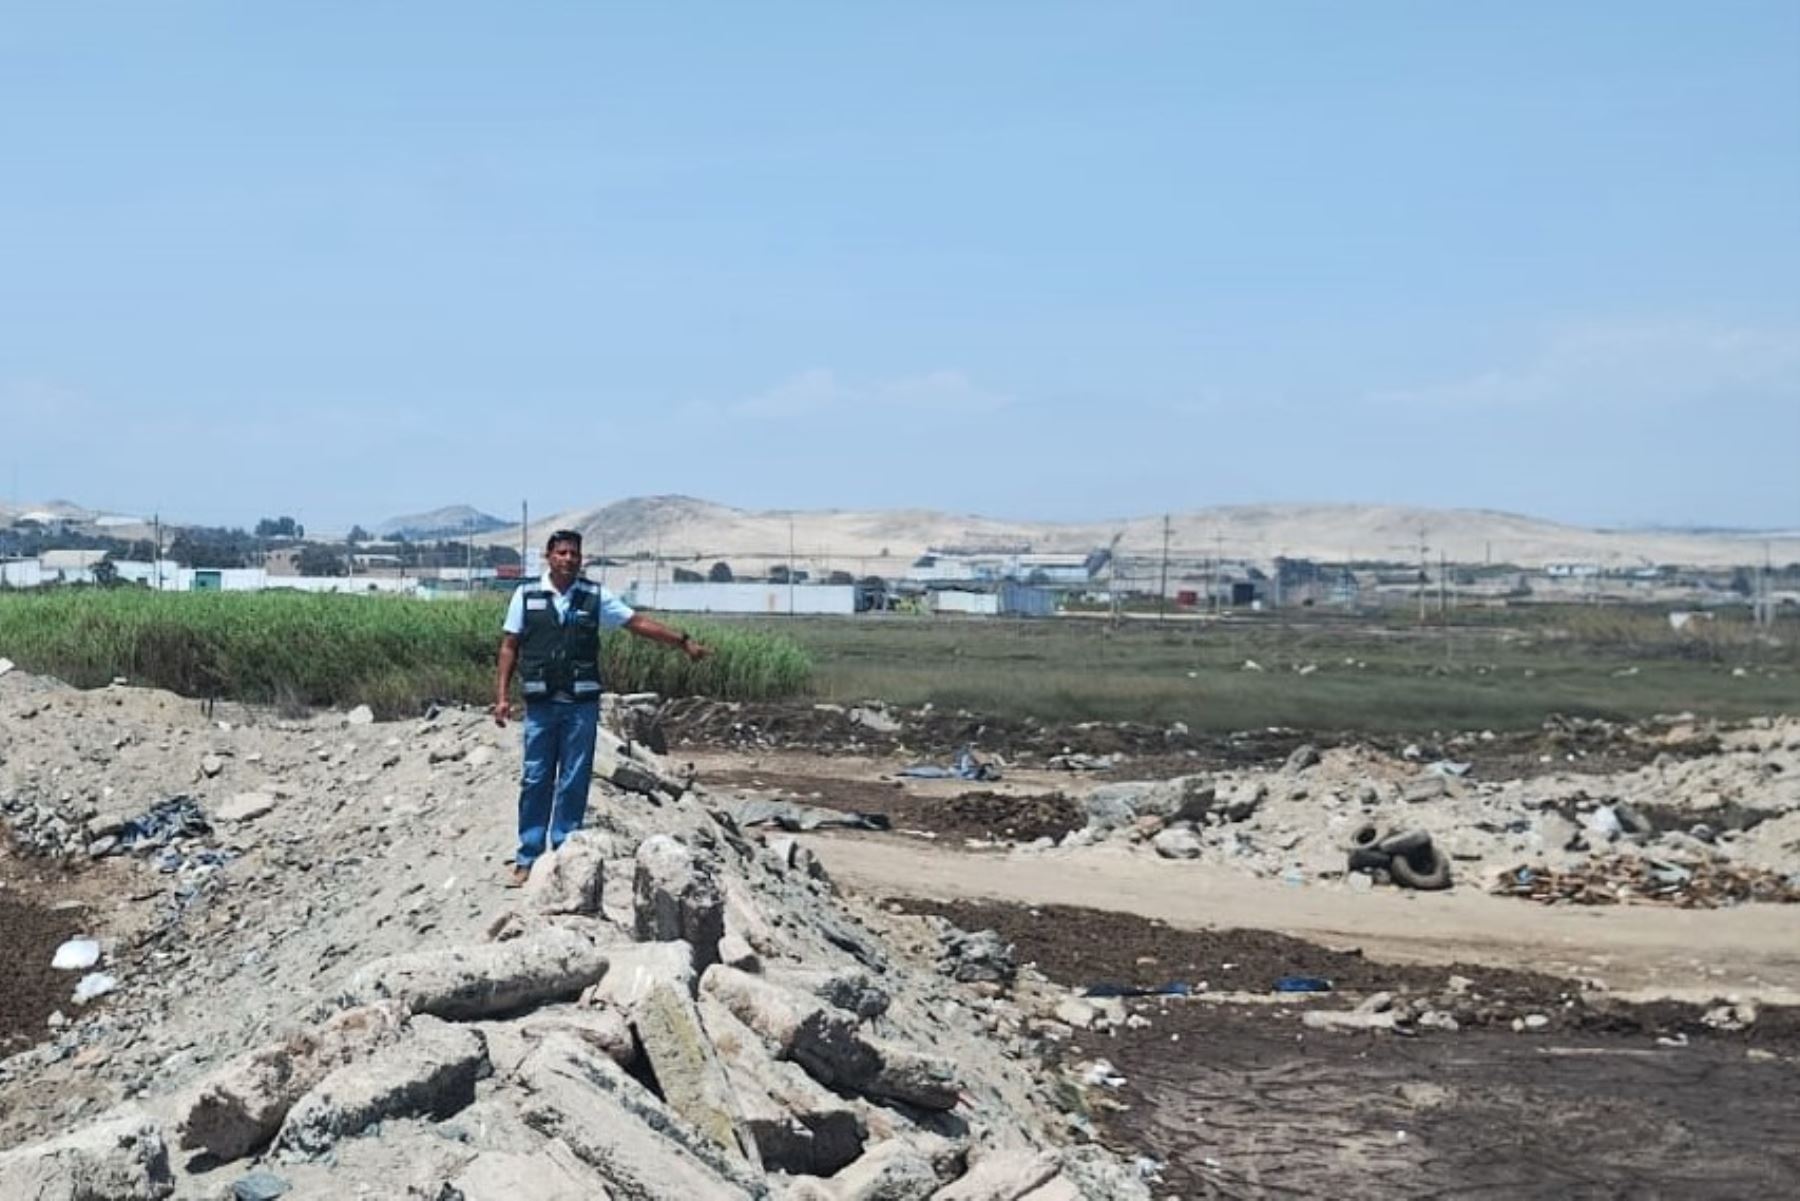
[0,590,811,716]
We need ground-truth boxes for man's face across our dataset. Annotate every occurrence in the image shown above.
[547,540,582,584]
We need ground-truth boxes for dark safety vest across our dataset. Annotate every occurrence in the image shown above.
[517,586,603,701]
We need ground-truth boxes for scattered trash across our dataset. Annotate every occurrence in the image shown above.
[731,798,891,832]
[50,938,101,971]
[111,796,212,852]
[1273,976,1333,993]
[1494,856,1800,908]
[71,972,117,1004]
[899,745,1001,782]
[1083,981,1195,998]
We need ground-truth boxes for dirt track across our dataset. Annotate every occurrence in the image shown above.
[798,835,1800,1003]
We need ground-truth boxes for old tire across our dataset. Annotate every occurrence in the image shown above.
[1378,828,1432,857]
[1388,844,1453,891]
[1348,823,1382,851]
[1347,846,1392,872]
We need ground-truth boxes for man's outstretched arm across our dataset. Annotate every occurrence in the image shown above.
[624,613,712,661]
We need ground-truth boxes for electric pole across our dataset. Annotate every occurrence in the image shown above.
[1157,514,1170,622]
[1417,526,1429,624]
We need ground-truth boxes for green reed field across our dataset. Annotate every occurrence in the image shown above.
[0,590,810,717]
[736,606,1798,732]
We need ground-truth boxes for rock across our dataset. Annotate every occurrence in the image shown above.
[933,1149,1062,1200]
[201,754,226,778]
[634,835,726,974]
[1401,777,1448,804]
[1053,999,1100,1030]
[863,1042,961,1110]
[771,966,891,1021]
[514,1034,763,1199]
[630,979,753,1157]
[341,926,609,1020]
[719,932,761,972]
[51,938,101,971]
[819,1138,943,1201]
[700,965,879,1092]
[938,929,1016,988]
[0,1108,174,1201]
[217,791,278,824]
[1082,777,1213,831]
[700,995,865,1177]
[230,1169,292,1200]
[1223,780,1266,822]
[583,940,697,1010]
[178,1002,410,1161]
[1521,1014,1550,1031]
[1150,826,1202,860]
[0,656,13,676]
[848,706,902,734]
[524,830,609,916]
[1283,744,1321,774]
[507,1007,637,1072]
[277,1016,489,1155]
[1301,1010,1397,1032]
[447,1148,604,1201]
[345,705,375,726]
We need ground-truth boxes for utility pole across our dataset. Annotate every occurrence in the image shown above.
[787,518,796,616]
[1439,549,1448,621]
[153,513,162,591]
[1213,530,1223,615]
[1417,526,1429,624]
[520,500,528,575]
[1157,514,1170,622]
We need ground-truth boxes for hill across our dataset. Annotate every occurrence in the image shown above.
[374,504,509,541]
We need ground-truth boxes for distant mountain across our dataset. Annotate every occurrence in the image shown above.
[375,505,509,541]
[495,496,1800,570]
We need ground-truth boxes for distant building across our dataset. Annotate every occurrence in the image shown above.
[626,581,857,616]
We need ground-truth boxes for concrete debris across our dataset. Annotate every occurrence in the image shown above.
[1494,857,1800,908]
[177,1001,410,1161]
[341,926,609,1019]
[276,1016,489,1155]
[523,830,611,915]
[51,938,102,971]
[634,834,727,974]
[1151,825,1203,860]
[0,1109,173,1201]
[345,705,375,726]
[936,927,1017,988]
[584,939,698,1010]
[230,1168,293,1200]
[217,791,279,823]
[628,979,754,1158]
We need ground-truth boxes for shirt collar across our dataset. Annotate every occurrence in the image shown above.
[540,572,588,597]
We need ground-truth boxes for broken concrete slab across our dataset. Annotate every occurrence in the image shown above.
[634,835,726,973]
[524,830,610,915]
[340,925,608,1020]
[216,791,278,823]
[177,1001,409,1161]
[700,994,866,1178]
[930,1148,1062,1200]
[583,940,697,1010]
[806,1138,944,1201]
[448,1147,609,1201]
[700,966,879,1094]
[515,1034,765,1200]
[630,979,754,1160]
[863,1042,962,1112]
[277,1016,489,1155]
[769,965,891,1021]
[0,1108,173,1201]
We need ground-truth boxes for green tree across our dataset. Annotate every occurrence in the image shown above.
[296,545,348,577]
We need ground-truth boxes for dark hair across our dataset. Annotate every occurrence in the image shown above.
[545,529,583,552]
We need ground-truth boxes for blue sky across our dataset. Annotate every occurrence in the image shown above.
[2,2,1795,530]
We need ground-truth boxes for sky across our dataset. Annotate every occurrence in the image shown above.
[1,2,1796,532]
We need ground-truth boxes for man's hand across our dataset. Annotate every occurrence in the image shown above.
[681,637,712,663]
[492,698,512,727]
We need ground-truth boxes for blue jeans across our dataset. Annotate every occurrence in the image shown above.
[516,700,599,867]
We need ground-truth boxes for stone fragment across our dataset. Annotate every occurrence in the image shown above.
[699,995,865,1177]
[630,980,753,1158]
[862,1042,961,1111]
[508,1006,636,1071]
[583,940,696,1010]
[345,704,375,725]
[0,1108,174,1201]
[700,966,877,1092]
[1283,744,1321,774]
[51,938,101,971]
[524,830,609,915]
[821,1138,942,1201]
[933,1149,1062,1200]
[178,1001,409,1161]
[341,926,608,1020]
[771,965,891,1021]
[201,753,226,777]
[1053,998,1099,1030]
[277,1016,489,1155]
[217,791,278,823]
[447,1148,603,1201]
[634,835,726,973]
[515,1034,762,1200]
[1223,780,1267,822]
[230,1169,292,1201]
[1151,826,1202,860]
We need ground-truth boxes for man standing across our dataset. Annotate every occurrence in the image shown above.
[493,528,708,885]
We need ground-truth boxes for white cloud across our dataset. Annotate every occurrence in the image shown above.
[726,367,1012,421]
[1371,321,1800,412]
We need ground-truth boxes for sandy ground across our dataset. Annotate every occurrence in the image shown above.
[798,834,1800,1004]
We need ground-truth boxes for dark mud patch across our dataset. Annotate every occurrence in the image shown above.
[894,897,1800,1199]
[710,770,1082,843]
[0,859,87,1055]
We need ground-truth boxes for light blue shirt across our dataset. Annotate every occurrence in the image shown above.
[502,574,635,636]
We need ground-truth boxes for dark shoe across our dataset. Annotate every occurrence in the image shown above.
[504,864,531,888]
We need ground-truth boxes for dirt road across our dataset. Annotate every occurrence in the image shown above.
[798,835,1800,1002]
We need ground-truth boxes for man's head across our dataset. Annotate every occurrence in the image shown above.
[545,529,583,586]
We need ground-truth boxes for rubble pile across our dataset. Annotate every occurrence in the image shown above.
[0,668,1151,1200]
[1040,716,1800,899]
[1494,856,1800,908]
